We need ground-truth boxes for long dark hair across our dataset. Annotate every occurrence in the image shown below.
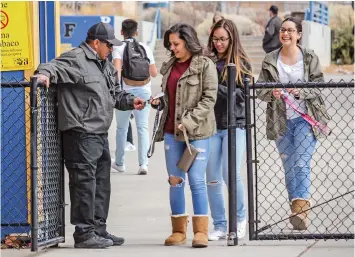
[281,17,302,43]
[208,19,252,86]
[164,23,203,57]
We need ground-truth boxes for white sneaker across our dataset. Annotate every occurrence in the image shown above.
[138,165,148,175]
[125,142,136,152]
[208,230,227,241]
[237,219,247,239]
[111,159,125,172]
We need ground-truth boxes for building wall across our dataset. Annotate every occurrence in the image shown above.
[301,21,331,67]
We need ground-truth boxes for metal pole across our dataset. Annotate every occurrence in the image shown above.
[30,77,39,252]
[59,131,66,240]
[244,77,255,240]
[309,1,314,22]
[227,64,237,246]
[157,9,161,39]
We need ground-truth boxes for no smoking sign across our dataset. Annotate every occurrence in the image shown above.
[1,10,9,29]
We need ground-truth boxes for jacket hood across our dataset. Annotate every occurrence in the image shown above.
[262,44,317,70]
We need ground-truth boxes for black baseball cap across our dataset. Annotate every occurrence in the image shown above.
[87,22,123,46]
[269,5,278,14]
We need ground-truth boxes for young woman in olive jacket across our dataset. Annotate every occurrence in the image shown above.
[150,23,218,248]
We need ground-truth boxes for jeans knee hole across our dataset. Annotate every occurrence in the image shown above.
[195,148,206,153]
[169,176,184,187]
[207,180,219,186]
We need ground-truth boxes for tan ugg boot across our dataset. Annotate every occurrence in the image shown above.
[192,216,208,248]
[164,215,188,246]
[289,199,311,230]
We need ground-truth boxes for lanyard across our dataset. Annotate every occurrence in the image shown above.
[282,93,330,135]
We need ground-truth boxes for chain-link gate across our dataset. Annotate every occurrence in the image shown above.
[1,77,65,251]
[245,80,354,241]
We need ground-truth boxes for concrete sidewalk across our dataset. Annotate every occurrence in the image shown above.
[2,73,353,257]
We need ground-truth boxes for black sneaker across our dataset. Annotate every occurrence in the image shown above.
[103,233,125,246]
[74,235,113,249]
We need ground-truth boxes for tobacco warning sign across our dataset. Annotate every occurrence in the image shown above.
[0,2,33,71]
[1,10,9,29]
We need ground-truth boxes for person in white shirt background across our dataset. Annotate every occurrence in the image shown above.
[111,18,158,175]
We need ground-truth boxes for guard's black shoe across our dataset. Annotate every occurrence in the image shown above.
[74,235,113,249]
[102,233,125,246]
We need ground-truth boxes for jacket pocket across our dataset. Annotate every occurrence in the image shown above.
[65,162,90,170]
[83,75,100,83]
[81,97,102,126]
[186,78,199,93]
[185,78,200,107]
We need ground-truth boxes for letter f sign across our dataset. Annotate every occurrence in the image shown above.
[64,23,76,38]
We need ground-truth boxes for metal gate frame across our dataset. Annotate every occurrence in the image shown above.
[30,77,65,251]
[244,79,355,241]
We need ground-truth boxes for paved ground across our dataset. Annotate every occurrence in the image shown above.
[2,73,354,257]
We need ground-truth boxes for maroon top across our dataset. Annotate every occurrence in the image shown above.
[164,58,192,134]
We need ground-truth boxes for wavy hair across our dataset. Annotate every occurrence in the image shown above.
[208,19,252,86]
[164,23,203,57]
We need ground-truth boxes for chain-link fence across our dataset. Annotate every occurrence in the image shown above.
[245,80,354,240]
[1,78,65,251]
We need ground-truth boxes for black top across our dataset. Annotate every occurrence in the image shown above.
[214,59,246,130]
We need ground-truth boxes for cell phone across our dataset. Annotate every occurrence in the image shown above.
[152,92,165,100]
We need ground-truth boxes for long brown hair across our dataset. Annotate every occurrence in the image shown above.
[164,23,203,57]
[208,19,252,86]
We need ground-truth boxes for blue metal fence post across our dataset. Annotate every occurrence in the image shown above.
[320,3,324,25]
[309,1,314,22]
[324,4,329,25]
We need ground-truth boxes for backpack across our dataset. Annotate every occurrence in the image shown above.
[122,38,150,81]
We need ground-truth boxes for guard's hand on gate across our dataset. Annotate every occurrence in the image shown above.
[133,97,145,110]
[34,74,50,88]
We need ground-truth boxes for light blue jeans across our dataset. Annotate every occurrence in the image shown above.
[206,128,246,232]
[115,87,151,167]
[164,133,210,215]
[275,116,317,202]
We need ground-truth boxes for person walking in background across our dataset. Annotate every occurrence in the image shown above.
[262,5,282,53]
[257,17,330,230]
[34,22,145,248]
[108,50,136,152]
[150,23,218,248]
[111,18,157,175]
[206,19,252,241]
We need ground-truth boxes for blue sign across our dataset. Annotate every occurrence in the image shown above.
[60,16,114,49]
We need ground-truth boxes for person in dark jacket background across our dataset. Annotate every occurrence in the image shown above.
[206,18,252,241]
[34,22,145,249]
[263,5,282,53]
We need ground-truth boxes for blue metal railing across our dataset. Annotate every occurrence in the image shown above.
[147,8,161,46]
[305,1,329,25]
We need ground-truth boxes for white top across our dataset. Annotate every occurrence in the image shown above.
[112,39,155,92]
[277,52,307,120]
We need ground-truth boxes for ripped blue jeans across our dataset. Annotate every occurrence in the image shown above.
[275,117,317,202]
[164,133,210,215]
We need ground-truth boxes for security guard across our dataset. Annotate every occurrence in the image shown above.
[34,22,145,249]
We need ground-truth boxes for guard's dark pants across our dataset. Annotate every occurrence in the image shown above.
[63,130,111,243]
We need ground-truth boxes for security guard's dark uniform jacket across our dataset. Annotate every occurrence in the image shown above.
[35,42,134,243]
[36,42,135,133]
